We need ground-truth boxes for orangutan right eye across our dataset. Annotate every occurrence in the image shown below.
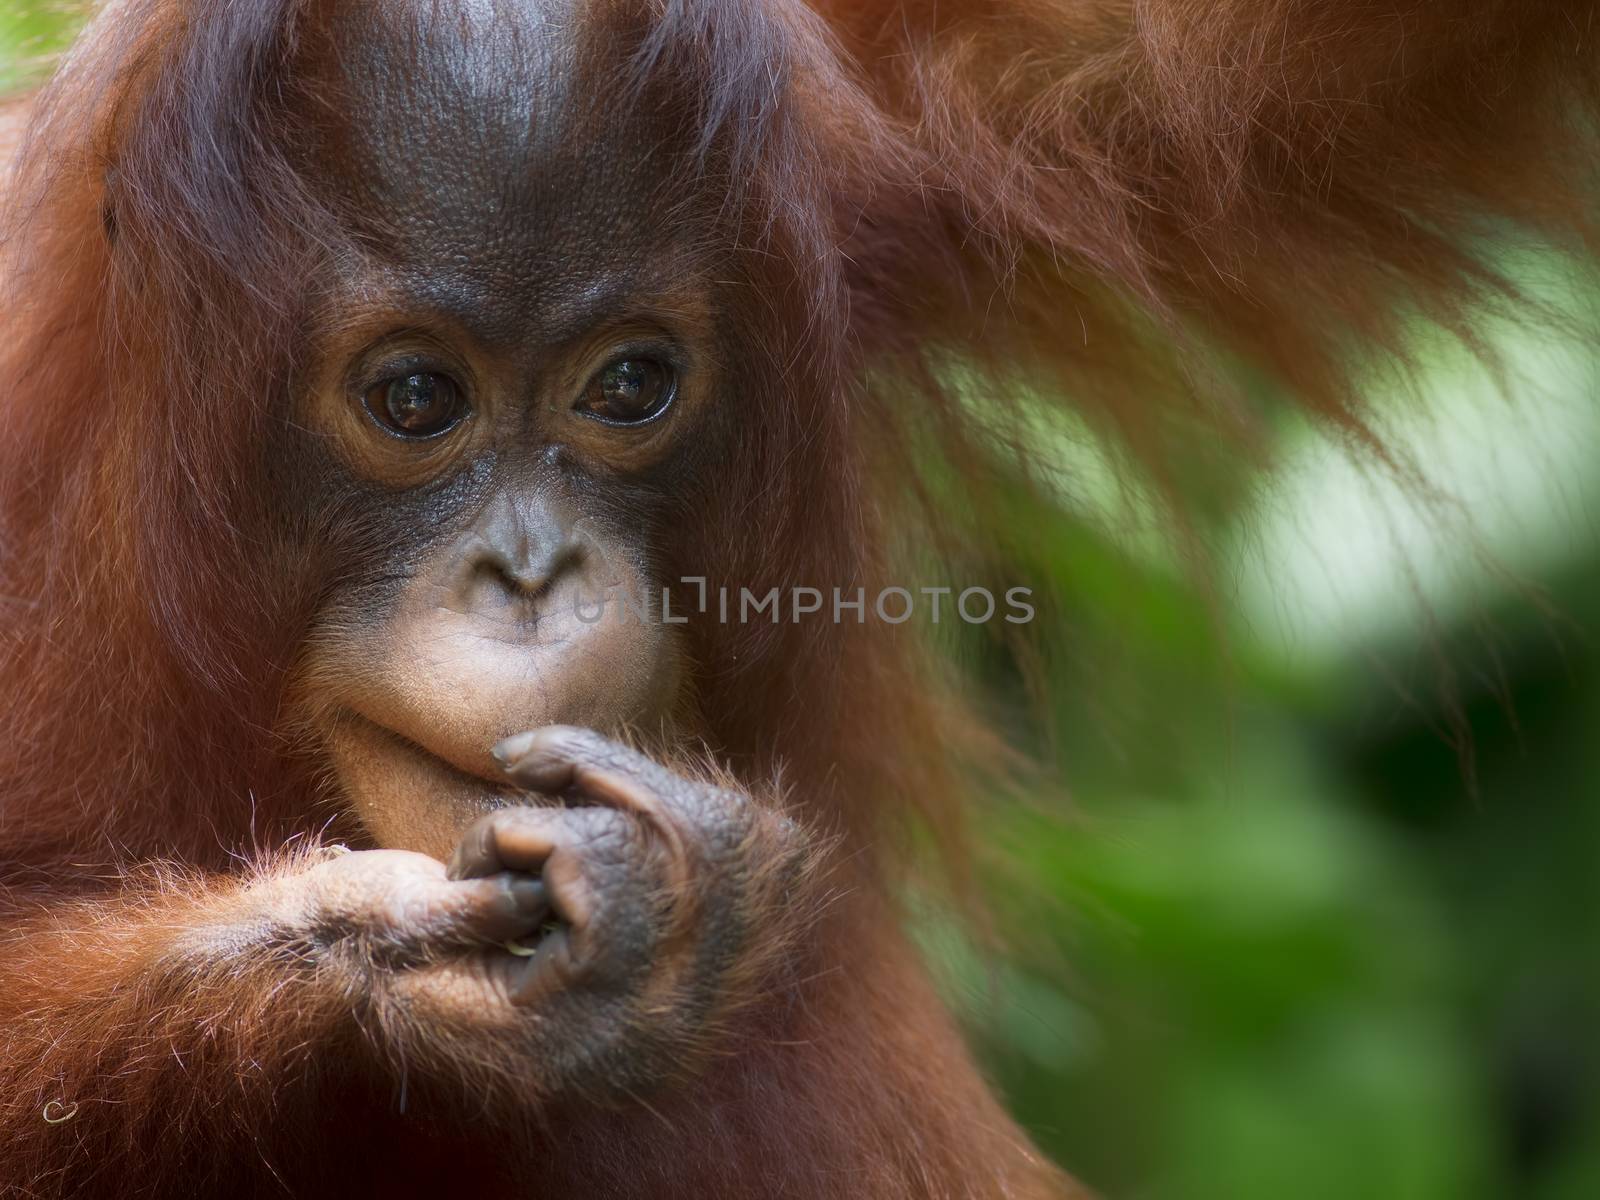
[363,371,469,439]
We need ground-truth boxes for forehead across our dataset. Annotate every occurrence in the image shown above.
[309,0,707,339]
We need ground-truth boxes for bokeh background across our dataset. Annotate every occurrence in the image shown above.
[5,6,1597,1198]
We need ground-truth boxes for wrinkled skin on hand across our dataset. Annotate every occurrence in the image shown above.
[254,727,810,1102]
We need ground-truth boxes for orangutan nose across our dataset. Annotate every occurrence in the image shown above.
[456,491,587,606]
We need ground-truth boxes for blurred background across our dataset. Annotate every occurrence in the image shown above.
[5,6,1596,1198]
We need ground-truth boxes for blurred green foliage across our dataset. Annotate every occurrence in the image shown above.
[4,7,1596,1198]
[935,307,1600,1198]
[0,2,74,93]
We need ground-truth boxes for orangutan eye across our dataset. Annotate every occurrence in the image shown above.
[577,358,676,426]
[363,372,467,439]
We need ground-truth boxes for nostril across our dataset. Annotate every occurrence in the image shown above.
[476,538,585,600]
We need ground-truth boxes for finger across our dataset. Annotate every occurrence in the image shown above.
[394,939,581,1020]
[501,924,581,1006]
[443,873,550,944]
[384,871,549,946]
[307,848,443,928]
[452,806,651,979]
[492,726,676,820]
[448,806,564,880]
[448,811,508,880]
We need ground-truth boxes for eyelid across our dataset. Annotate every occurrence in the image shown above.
[354,353,456,395]
[576,399,675,429]
[345,328,475,393]
[582,328,685,371]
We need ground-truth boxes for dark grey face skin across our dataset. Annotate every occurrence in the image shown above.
[279,0,740,858]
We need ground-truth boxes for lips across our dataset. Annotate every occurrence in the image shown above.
[341,704,513,790]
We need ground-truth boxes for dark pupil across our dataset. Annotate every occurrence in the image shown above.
[599,360,662,418]
[384,373,455,434]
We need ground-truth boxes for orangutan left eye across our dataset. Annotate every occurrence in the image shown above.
[577,358,676,426]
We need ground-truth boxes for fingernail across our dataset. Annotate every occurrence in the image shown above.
[492,731,539,767]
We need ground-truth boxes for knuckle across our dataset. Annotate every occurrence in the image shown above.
[550,724,609,760]
[492,804,549,837]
